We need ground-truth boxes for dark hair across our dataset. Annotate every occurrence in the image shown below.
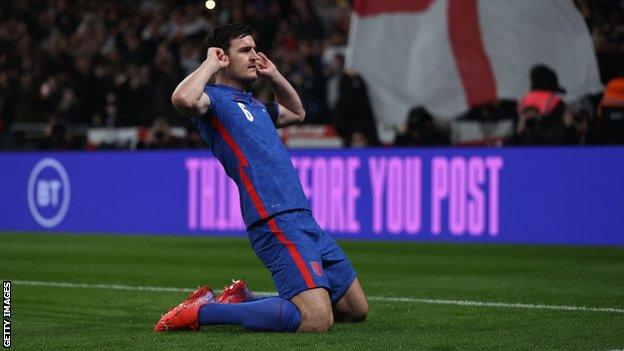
[530,64,566,94]
[407,106,433,129]
[203,23,252,53]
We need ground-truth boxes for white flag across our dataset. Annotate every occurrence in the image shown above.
[346,0,603,141]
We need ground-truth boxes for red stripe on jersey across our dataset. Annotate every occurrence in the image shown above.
[211,117,248,167]
[237,167,269,220]
[212,116,316,289]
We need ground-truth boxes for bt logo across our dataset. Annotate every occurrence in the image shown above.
[27,158,71,228]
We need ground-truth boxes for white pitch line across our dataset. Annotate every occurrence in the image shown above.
[14,280,192,293]
[12,280,624,314]
[368,296,624,314]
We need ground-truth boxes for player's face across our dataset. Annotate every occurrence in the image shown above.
[225,35,259,83]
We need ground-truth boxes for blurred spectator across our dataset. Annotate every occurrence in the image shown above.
[512,65,570,145]
[461,100,518,122]
[57,87,83,124]
[593,75,624,143]
[39,117,84,150]
[330,55,380,147]
[394,107,450,146]
[41,118,69,150]
[115,64,152,126]
[518,65,567,115]
[144,117,182,149]
[319,0,350,66]
[298,55,328,124]
[326,54,343,115]
[564,98,594,144]
[184,125,205,149]
[291,0,324,40]
[575,0,624,83]
[150,42,182,126]
[0,70,16,134]
[13,72,41,123]
[512,105,568,145]
[350,130,371,147]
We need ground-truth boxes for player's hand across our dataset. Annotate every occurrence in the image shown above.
[207,47,229,69]
[256,52,278,79]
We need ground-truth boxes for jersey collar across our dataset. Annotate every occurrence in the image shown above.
[213,83,247,93]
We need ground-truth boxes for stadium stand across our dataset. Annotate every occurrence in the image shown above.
[0,0,622,150]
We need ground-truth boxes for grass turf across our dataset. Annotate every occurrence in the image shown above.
[1,232,623,350]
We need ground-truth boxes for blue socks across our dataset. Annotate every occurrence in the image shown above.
[198,297,301,332]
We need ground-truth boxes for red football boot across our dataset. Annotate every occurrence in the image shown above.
[154,286,215,332]
[217,279,254,303]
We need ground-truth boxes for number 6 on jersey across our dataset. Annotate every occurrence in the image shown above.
[237,102,254,122]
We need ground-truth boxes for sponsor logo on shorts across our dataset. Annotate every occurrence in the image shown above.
[310,261,323,277]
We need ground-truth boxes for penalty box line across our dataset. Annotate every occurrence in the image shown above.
[12,279,624,314]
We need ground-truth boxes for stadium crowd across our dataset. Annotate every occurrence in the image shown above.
[0,0,622,150]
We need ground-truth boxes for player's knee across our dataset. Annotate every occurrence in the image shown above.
[299,308,334,332]
[291,287,334,332]
[337,297,369,323]
[350,300,369,322]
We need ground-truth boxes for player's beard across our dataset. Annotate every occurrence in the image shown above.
[219,67,257,87]
[230,67,258,85]
[241,66,258,82]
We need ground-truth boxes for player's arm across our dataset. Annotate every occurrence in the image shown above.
[171,48,229,118]
[256,52,306,128]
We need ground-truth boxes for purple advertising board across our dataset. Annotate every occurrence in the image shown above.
[1,148,623,245]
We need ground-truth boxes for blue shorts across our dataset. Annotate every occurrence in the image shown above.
[248,209,357,302]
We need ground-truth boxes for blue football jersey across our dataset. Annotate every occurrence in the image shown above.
[192,84,311,228]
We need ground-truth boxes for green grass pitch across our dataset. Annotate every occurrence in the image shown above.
[1,232,623,350]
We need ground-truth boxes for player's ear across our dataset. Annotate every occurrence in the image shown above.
[218,51,230,64]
